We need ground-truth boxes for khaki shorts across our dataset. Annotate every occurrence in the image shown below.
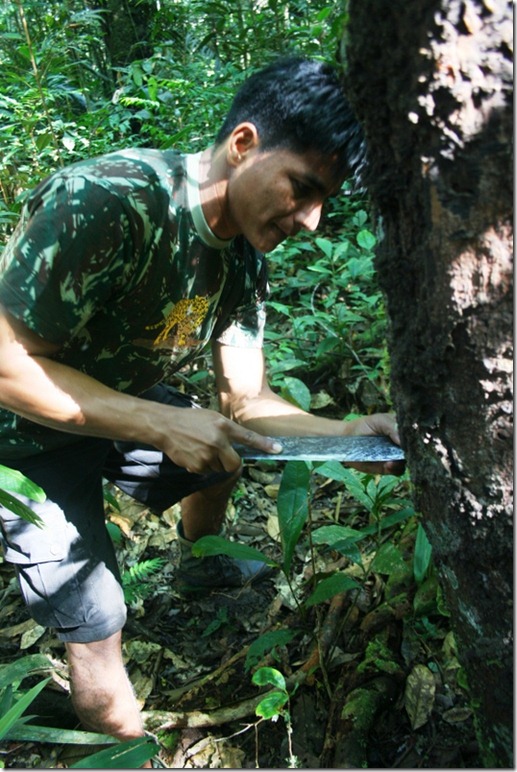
[0,385,232,643]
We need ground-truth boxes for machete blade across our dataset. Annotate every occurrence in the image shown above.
[233,435,405,462]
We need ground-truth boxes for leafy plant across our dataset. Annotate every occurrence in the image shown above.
[69,736,159,769]
[0,655,52,743]
[413,523,433,584]
[265,193,390,413]
[252,666,299,768]
[122,557,166,605]
[193,461,417,613]
[0,464,45,526]
[277,461,311,574]
[245,629,297,672]
[0,654,159,766]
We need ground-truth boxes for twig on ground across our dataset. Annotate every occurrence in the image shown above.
[142,672,308,733]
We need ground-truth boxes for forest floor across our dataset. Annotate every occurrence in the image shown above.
[0,459,482,770]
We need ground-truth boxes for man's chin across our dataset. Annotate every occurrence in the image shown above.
[251,227,287,253]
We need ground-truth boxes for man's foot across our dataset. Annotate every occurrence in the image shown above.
[176,521,274,595]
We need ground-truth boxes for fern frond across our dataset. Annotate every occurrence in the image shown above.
[123,558,166,587]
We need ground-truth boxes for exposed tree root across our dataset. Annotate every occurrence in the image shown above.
[300,591,350,684]
[142,671,308,733]
[143,589,358,736]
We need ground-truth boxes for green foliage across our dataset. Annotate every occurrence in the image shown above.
[305,572,360,607]
[0,655,159,766]
[252,665,299,766]
[277,461,311,573]
[265,193,390,410]
[0,464,45,526]
[192,534,278,566]
[245,629,297,672]
[0,656,51,742]
[413,523,433,584]
[122,557,166,604]
[194,461,422,613]
[0,1,114,230]
[280,376,312,411]
[0,0,349,245]
[69,736,158,769]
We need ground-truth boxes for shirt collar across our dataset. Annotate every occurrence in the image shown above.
[185,152,233,250]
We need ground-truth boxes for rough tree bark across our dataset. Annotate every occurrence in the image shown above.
[96,0,154,68]
[344,0,513,766]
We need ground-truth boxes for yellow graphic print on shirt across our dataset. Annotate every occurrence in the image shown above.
[148,296,210,348]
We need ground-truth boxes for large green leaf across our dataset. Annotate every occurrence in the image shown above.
[0,678,50,741]
[357,228,377,250]
[305,573,360,607]
[245,629,297,672]
[252,666,286,691]
[0,489,44,527]
[277,461,310,573]
[311,524,364,545]
[370,542,407,576]
[192,535,278,566]
[413,523,433,583]
[0,655,53,689]
[0,465,46,502]
[70,737,159,768]
[313,463,374,512]
[255,691,289,719]
[359,507,415,536]
[280,376,311,411]
[311,524,364,565]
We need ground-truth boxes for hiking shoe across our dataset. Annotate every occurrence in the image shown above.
[176,521,274,593]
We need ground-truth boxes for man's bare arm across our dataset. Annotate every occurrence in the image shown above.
[0,309,281,473]
[212,341,403,474]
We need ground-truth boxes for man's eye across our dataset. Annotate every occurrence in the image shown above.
[292,179,311,198]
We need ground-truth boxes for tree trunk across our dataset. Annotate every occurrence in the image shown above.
[344,0,513,766]
[96,0,154,68]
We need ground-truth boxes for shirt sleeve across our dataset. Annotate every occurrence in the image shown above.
[215,240,269,349]
[0,173,132,344]
[216,299,267,348]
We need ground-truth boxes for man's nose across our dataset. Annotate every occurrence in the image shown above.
[294,202,323,232]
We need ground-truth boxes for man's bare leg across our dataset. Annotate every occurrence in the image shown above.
[66,631,145,741]
[180,469,240,541]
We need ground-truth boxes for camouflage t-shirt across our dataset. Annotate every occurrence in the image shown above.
[0,149,268,458]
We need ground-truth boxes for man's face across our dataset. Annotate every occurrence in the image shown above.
[226,146,344,253]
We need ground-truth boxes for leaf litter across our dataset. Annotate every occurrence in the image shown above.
[0,465,481,769]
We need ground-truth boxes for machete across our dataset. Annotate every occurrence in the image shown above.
[233,435,405,463]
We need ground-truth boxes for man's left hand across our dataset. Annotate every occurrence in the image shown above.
[344,413,405,476]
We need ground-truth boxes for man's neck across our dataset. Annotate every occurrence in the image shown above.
[198,145,239,241]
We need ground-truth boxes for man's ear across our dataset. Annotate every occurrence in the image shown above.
[227,122,260,166]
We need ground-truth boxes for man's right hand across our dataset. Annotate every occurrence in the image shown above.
[155,406,283,474]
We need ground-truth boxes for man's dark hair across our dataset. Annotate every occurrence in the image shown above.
[215,56,365,177]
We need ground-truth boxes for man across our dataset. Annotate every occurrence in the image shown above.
[0,57,400,746]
